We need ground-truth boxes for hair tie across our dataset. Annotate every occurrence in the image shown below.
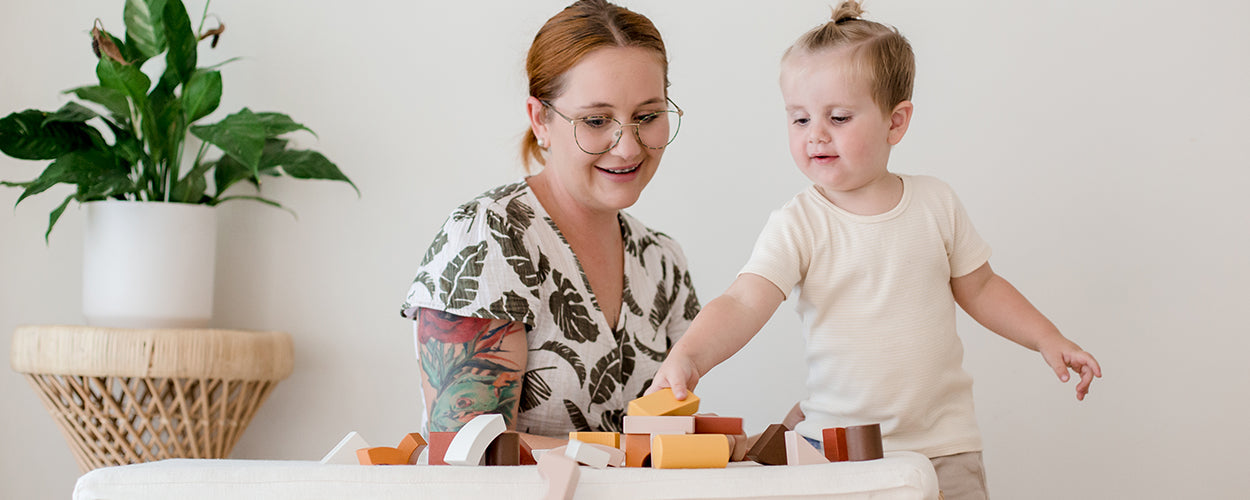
[834,16,858,25]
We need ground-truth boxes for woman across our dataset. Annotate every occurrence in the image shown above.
[401,0,699,449]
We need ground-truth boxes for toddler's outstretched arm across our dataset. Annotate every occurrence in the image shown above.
[951,262,1103,400]
[648,273,786,399]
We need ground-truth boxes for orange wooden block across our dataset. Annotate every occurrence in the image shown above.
[427,431,457,466]
[355,432,426,465]
[651,434,729,469]
[623,433,651,468]
[568,431,620,449]
[822,427,849,462]
[694,416,744,435]
[627,388,700,416]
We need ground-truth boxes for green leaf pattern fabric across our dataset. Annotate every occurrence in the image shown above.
[402,180,700,435]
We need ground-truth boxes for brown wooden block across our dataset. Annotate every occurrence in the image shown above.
[520,438,537,465]
[846,423,884,461]
[694,416,744,435]
[623,433,651,468]
[427,431,457,466]
[822,427,849,462]
[487,431,521,465]
[744,423,789,466]
[728,433,750,462]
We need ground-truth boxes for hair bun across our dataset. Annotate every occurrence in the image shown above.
[830,0,865,24]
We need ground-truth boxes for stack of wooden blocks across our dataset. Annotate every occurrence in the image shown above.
[329,389,885,500]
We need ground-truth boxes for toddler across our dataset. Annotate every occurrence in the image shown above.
[649,2,1101,498]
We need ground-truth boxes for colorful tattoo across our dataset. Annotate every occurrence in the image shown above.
[418,309,524,431]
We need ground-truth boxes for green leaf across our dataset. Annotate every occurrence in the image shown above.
[182,70,222,123]
[45,194,76,242]
[264,149,359,195]
[210,195,296,217]
[210,153,253,196]
[191,109,267,173]
[43,102,99,125]
[124,0,168,59]
[65,86,131,120]
[0,110,96,160]
[96,58,151,106]
[252,112,315,138]
[15,149,120,205]
[161,0,196,86]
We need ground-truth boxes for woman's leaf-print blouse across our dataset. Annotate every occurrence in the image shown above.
[402,180,701,436]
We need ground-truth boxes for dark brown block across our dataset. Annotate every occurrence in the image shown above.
[486,431,521,465]
[745,423,789,465]
[519,438,537,465]
[694,416,744,435]
[821,427,849,462]
[846,424,883,461]
[427,431,457,465]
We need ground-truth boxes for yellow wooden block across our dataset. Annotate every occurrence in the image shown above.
[626,388,700,416]
[651,434,729,469]
[568,431,620,449]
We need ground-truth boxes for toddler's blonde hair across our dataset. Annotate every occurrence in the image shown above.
[783,1,915,115]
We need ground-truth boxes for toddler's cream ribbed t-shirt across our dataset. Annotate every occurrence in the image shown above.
[741,174,992,458]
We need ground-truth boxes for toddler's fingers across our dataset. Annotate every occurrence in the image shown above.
[645,376,671,396]
[1046,356,1071,383]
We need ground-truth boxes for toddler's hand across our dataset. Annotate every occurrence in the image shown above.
[646,355,701,400]
[1039,336,1102,401]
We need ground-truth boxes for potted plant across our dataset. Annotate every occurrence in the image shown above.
[0,0,356,328]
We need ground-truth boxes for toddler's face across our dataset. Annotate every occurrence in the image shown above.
[780,48,902,200]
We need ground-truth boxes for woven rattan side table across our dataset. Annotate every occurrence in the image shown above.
[10,325,294,472]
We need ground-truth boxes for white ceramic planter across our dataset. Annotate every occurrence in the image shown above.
[82,201,218,329]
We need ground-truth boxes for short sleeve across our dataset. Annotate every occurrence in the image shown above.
[401,197,541,326]
[738,206,808,300]
[944,186,993,278]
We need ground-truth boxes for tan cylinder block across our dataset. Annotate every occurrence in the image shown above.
[651,434,730,469]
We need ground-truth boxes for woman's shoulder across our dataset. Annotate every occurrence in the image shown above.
[618,211,689,265]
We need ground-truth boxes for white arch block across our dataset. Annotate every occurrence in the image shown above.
[445,414,507,466]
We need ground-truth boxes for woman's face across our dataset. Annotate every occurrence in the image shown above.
[533,46,669,215]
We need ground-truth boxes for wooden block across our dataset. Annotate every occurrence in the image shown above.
[357,446,408,465]
[694,416,744,435]
[728,433,750,462]
[785,431,829,465]
[356,432,427,465]
[846,423,884,461]
[745,423,789,466]
[427,432,457,466]
[627,388,700,416]
[568,431,620,449]
[623,415,695,435]
[822,427,849,462]
[651,434,730,469]
[320,431,371,465]
[586,442,625,467]
[623,433,652,467]
[565,440,611,469]
[445,414,507,466]
[487,431,521,466]
[537,452,581,500]
[520,438,537,465]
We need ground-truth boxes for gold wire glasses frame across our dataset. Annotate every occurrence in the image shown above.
[541,98,684,155]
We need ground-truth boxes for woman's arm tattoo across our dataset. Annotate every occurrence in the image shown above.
[417,308,527,431]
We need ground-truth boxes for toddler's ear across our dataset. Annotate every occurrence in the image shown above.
[887,101,914,146]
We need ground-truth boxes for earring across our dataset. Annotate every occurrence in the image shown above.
[537,138,547,148]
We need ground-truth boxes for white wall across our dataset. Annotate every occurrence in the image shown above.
[3,1,1247,498]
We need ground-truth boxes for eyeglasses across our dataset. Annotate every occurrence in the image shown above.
[541,98,683,155]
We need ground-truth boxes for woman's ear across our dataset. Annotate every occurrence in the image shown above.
[887,100,913,146]
[526,96,550,146]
